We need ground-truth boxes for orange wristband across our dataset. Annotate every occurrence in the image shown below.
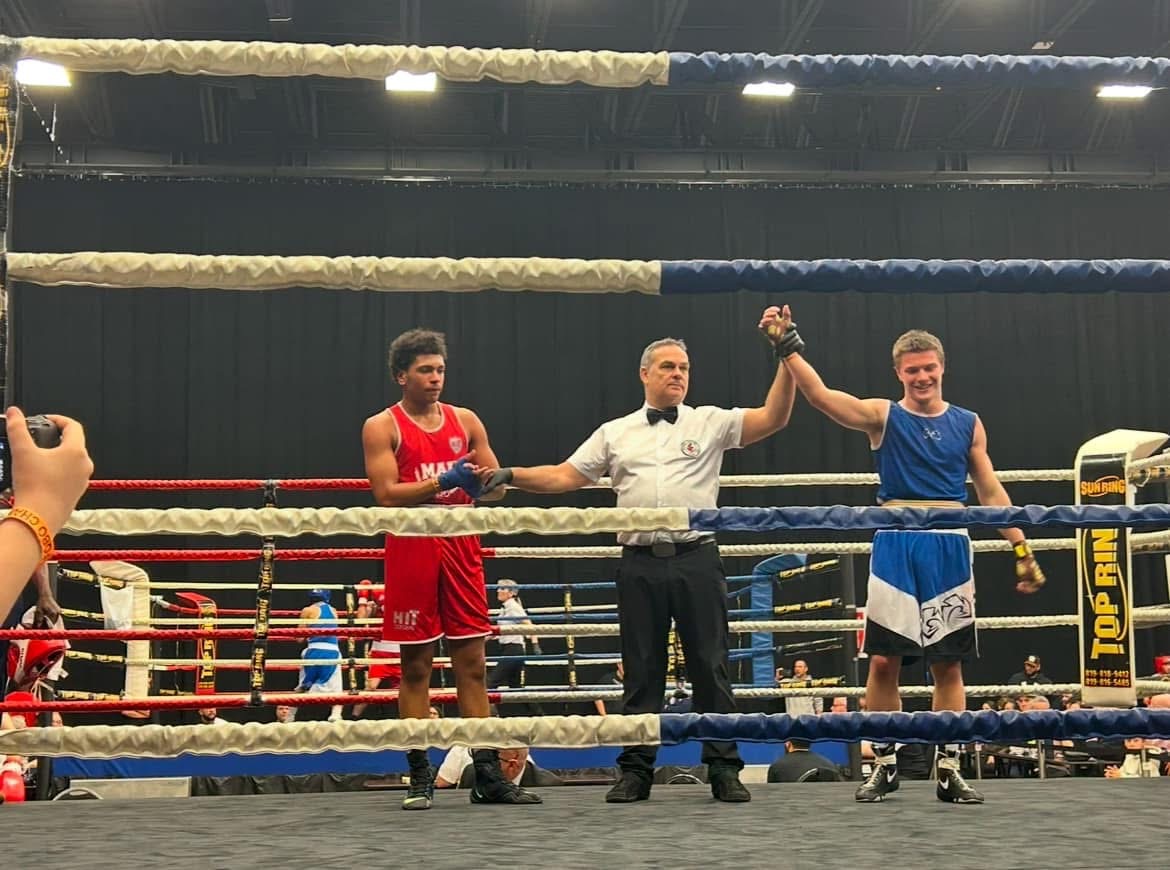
[4,506,55,564]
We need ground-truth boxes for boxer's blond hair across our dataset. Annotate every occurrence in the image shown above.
[892,330,945,369]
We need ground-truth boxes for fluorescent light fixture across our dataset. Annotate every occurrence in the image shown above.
[15,59,71,88]
[1097,84,1153,99]
[385,71,437,92]
[742,81,796,98]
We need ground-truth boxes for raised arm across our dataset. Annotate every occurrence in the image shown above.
[740,306,798,446]
[783,352,887,437]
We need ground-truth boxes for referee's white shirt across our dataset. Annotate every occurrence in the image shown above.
[496,597,527,647]
[567,403,744,546]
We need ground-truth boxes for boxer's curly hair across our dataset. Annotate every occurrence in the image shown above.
[388,328,448,377]
[891,329,945,368]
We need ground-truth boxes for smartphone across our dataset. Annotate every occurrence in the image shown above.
[0,415,63,492]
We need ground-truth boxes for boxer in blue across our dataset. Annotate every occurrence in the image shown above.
[779,322,1046,804]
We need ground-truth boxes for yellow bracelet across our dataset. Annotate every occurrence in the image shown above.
[4,506,55,564]
[1012,541,1033,560]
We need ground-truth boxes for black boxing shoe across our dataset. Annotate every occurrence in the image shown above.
[469,748,543,806]
[605,771,652,803]
[936,766,984,804]
[402,749,434,811]
[855,762,900,802]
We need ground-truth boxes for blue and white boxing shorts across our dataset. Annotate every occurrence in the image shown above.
[863,529,976,662]
[299,643,342,693]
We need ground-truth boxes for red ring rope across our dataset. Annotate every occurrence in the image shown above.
[0,627,384,641]
[53,548,384,562]
[86,478,370,491]
[0,691,494,714]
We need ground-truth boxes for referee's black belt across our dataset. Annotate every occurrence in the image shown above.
[622,538,715,558]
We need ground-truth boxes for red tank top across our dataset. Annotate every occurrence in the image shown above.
[389,403,473,506]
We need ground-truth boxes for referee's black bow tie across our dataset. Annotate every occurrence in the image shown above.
[647,406,678,425]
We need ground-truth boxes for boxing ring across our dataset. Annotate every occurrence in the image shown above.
[2,33,1170,870]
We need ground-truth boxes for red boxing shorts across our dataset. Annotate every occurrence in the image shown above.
[368,640,402,687]
[382,534,491,644]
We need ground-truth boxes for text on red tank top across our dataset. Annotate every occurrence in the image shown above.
[390,403,473,505]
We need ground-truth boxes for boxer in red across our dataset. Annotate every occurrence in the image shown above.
[362,328,540,810]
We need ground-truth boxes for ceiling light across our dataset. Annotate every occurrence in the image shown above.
[742,81,796,98]
[1097,85,1153,100]
[385,71,437,93]
[15,59,71,88]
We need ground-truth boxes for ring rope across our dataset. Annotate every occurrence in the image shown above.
[4,708,1170,760]
[7,608,1170,641]
[11,37,1170,89]
[35,503,1170,538]
[50,531,1169,564]
[13,253,1170,296]
[80,469,1082,490]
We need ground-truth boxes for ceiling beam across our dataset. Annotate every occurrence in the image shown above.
[780,0,824,54]
[525,0,553,48]
[137,0,164,37]
[992,88,1024,149]
[399,0,421,44]
[945,88,1008,143]
[907,0,962,53]
[894,95,920,151]
[623,0,689,135]
[1038,0,1096,46]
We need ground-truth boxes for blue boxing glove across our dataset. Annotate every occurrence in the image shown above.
[437,457,483,499]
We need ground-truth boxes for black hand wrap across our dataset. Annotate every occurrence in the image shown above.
[771,323,806,359]
[481,467,514,496]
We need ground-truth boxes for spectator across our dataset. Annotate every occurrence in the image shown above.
[436,746,562,789]
[197,707,227,725]
[456,747,563,789]
[1143,694,1170,774]
[781,659,823,716]
[829,696,848,714]
[1104,737,1163,778]
[275,705,296,723]
[594,661,624,716]
[766,738,842,782]
[1008,654,1053,687]
[1156,656,1170,681]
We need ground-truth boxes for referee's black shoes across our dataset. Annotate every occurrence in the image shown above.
[605,771,652,803]
[709,767,752,802]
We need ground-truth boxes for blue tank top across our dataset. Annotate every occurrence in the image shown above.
[308,602,340,648]
[874,401,976,504]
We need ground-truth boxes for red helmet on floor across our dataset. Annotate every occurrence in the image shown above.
[7,638,66,692]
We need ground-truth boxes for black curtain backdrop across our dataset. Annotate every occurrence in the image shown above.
[10,177,1170,717]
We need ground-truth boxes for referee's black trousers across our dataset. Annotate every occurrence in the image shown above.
[614,540,742,776]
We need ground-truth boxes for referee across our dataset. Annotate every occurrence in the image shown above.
[476,305,799,803]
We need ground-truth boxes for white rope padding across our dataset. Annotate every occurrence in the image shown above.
[491,530,1170,558]
[46,504,1170,541]
[0,713,662,759]
[15,38,671,87]
[6,686,1170,758]
[57,505,691,537]
[6,252,661,295]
